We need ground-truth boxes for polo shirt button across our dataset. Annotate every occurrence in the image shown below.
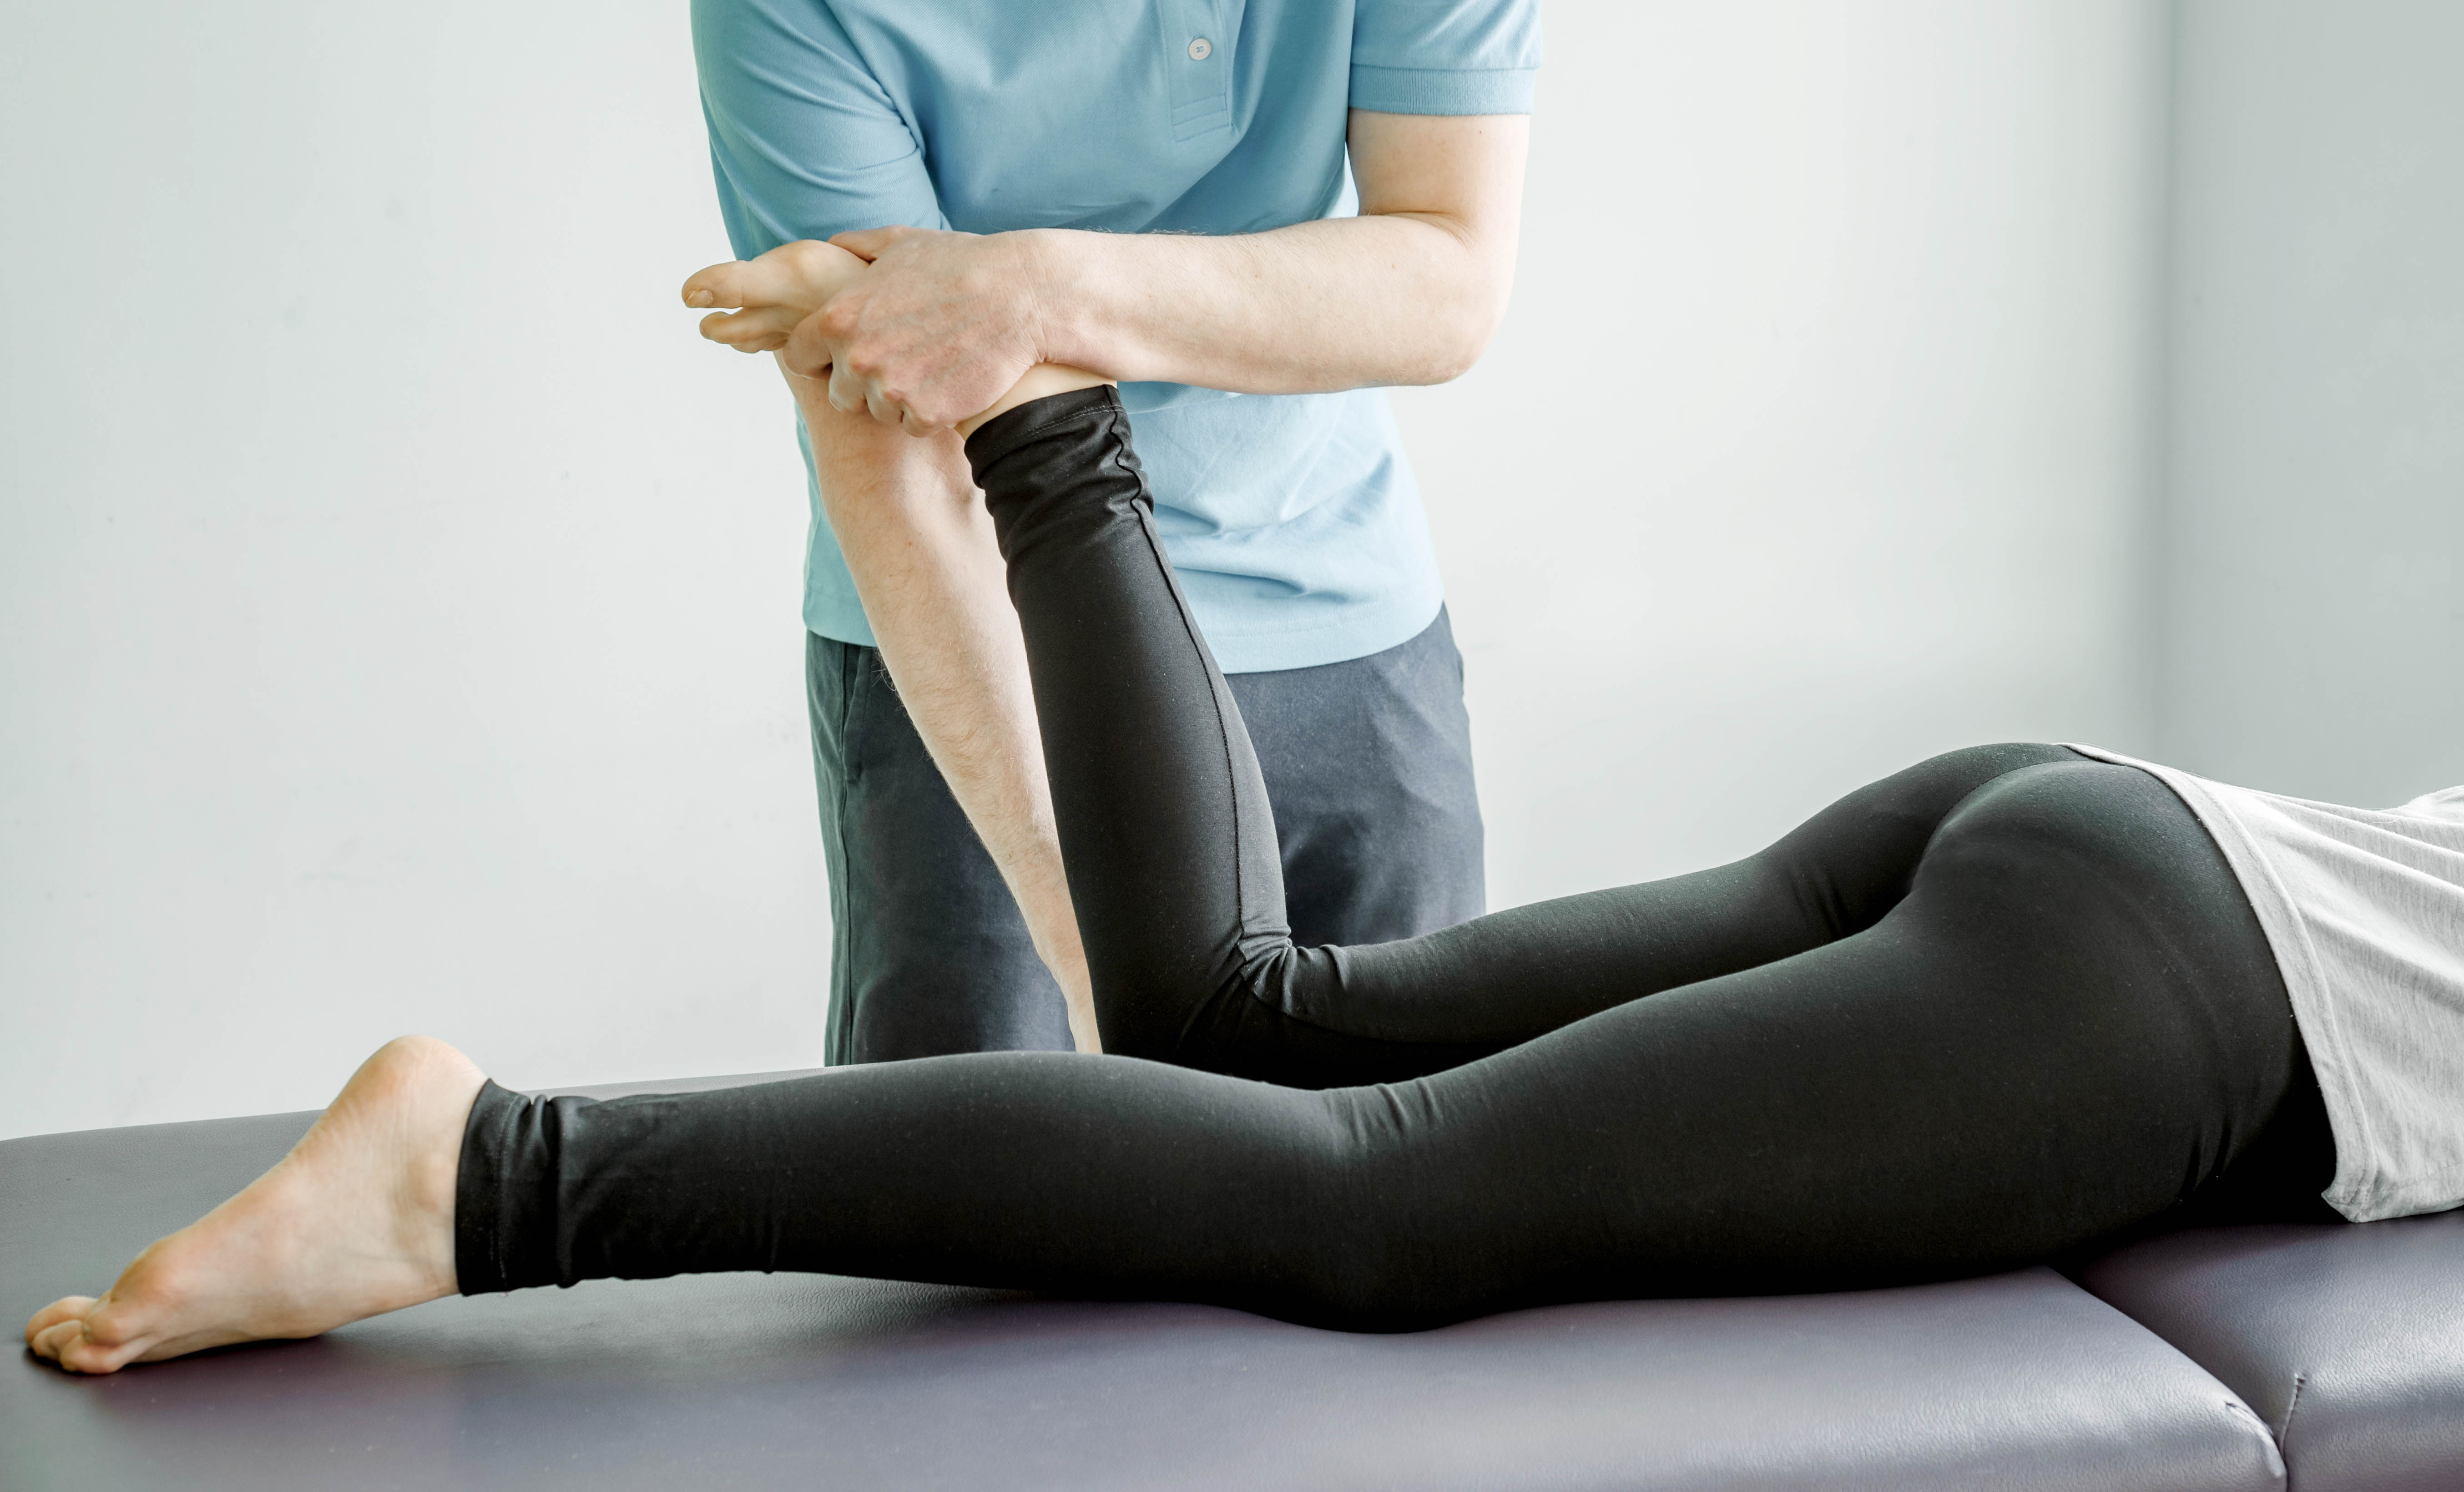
[1187,37,1212,61]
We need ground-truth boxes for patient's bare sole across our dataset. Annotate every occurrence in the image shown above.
[24,1036,484,1375]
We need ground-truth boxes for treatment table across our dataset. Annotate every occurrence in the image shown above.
[7,1072,2460,1490]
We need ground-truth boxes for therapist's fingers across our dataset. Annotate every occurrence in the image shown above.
[864,388,910,428]
[781,310,836,382]
[827,359,867,415]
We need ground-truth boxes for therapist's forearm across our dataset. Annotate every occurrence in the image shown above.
[805,112,1528,427]
[784,369,1100,1052]
[1027,114,1526,393]
[1027,218,1491,393]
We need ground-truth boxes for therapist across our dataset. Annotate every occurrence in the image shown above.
[691,0,1538,1060]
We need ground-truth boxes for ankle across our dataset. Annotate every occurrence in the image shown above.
[958,364,1112,437]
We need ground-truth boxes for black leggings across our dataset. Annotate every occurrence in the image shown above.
[456,388,2332,1330]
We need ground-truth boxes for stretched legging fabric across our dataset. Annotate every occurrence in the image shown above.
[456,388,2333,1330]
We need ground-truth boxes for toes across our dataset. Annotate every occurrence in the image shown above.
[29,1317,103,1369]
[50,1323,143,1375]
[681,259,746,309]
[25,1295,97,1345]
[700,306,805,348]
[29,1299,160,1375]
[23,1295,148,1374]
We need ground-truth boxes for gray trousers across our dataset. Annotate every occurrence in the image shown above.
[806,608,1486,1062]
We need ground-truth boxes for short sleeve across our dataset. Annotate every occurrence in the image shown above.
[1349,0,1543,116]
[691,0,949,258]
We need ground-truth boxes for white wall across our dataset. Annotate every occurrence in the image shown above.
[1400,0,2167,905]
[1,2,829,1136]
[5,2,2168,1138]
[2156,0,2464,805]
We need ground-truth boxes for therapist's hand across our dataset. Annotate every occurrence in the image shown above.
[783,226,1053,435]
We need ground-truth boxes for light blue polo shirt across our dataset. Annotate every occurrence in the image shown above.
[691,0,1541,673]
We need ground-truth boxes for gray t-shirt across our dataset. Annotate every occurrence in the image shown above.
[2070,745,2464,1222]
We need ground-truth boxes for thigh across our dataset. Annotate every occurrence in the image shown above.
[1182,741,2092,1068]
[807,633,1073,1062]
[1314,760,2314,1312]
[1228,607,1485,946]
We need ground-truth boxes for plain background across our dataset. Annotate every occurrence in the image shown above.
[2,0,2457,1139]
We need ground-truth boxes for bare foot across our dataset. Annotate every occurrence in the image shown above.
[683,242,1108,437]
[682,239,872,354]
[24,1036,485,1375]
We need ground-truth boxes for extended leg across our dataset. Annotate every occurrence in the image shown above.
[453,759,2321,1328]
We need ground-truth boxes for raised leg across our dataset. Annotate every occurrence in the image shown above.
[967,389,2082,1083]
